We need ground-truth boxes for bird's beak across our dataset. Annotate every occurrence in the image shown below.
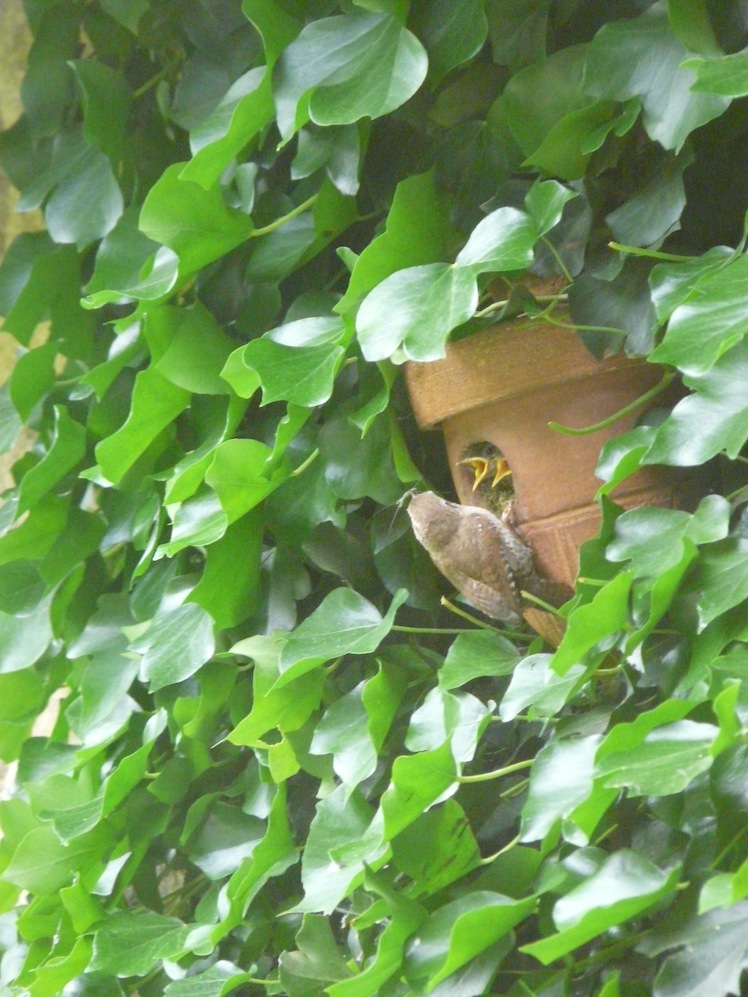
[459,457,490,491]
[491,458,511,488]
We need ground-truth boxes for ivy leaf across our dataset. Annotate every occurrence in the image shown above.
[645,339,748,465]
[273,12,428,142]
[524,179,578,238]
[16,127,123,249]
[606,149,692,248]
[241,339,345,407]
[0,235,80,346]
[404,891,536,989]
[521,736,603,843]
[391,799,481,896]
[139,164,255,277]
[606,498,730,577]
[642,902,748,997]
[650,254,748,375]
[277,588,408,687]
[596,720,717,796]
[649,247,733,322]
[182,67,272,189]
[454,206,535,273]
[582,0,729,152]
[356,262,476,362]
[438,630,520,690]
[336,170,454,314]
[296,786,381,914]
[523,852,680,965]
[502,46,612,180]
[500,654,587,722]
[3,824,107,894]
[94,367,191,485]
[145,304,236,395]
[83,207,178,306]
[687,50,748,97]
[279,915,353,991]
[16,406,87,515]
[69,58,132,164]
[405,686,491,763]
[410,0,487,82]
[309,683,378,792]
[164,961,255,997]
[694,538,748,630]
[90,911,191,977]
[132,603,216,692]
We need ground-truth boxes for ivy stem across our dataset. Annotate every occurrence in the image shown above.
[479,833,521,864]
[608,241,695,262]
[458,757,534,783]
[392,625,475,635]
[252,193,318,237]
[549,369,676,436]
[440,597,524,638]
[132,58,181,99]
[291,448,319,477]
[541,311,628,340]
[521,590,566,618]
[540,235,573,283]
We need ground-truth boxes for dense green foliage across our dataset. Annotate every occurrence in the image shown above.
[2,0,748,994]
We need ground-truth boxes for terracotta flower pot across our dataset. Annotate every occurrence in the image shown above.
[404,318,692,598]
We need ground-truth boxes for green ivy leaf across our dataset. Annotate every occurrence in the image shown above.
[410,0,487,82]
[139,164,255,277]
[404,891,536,988]
[500,654,587,721]
[16,406,86,515]
[650,254,748,375]
[524,852,680,965]
[694,538,748,630]
[438,630,520,690]
[132,603,216,691]
[356,262,475,362]
[277,588,408,687]
[521,736,603,843]
[90,911,191,977]
[336,170,455,315]
[596,719,716,796]
[645,339,748,465]
[95,367,191,485]
[164,961,255,997]
[687,50,748,97]
[273,12,428,142]
[582,0,728,151]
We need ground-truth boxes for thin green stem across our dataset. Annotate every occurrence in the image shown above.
[479,833,521,864]
[291,448,319,477]
[252,193,318,237]
[458,757,534,783]
[549,369,676,436]
[392,625,475,635]
[521,590,566,618]
[440,597,524,638]
[725,483,748,502]
[132,58,181,99]
[543,311,628,340]
[540,235,573,283]
[608,241,695,263]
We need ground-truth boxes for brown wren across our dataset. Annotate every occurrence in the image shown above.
[407,490,551,627]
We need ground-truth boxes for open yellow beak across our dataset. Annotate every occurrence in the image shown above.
[491,458,511,488]
[459,456,511,492]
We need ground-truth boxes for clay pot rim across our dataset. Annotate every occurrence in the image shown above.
[404,317,650,430]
